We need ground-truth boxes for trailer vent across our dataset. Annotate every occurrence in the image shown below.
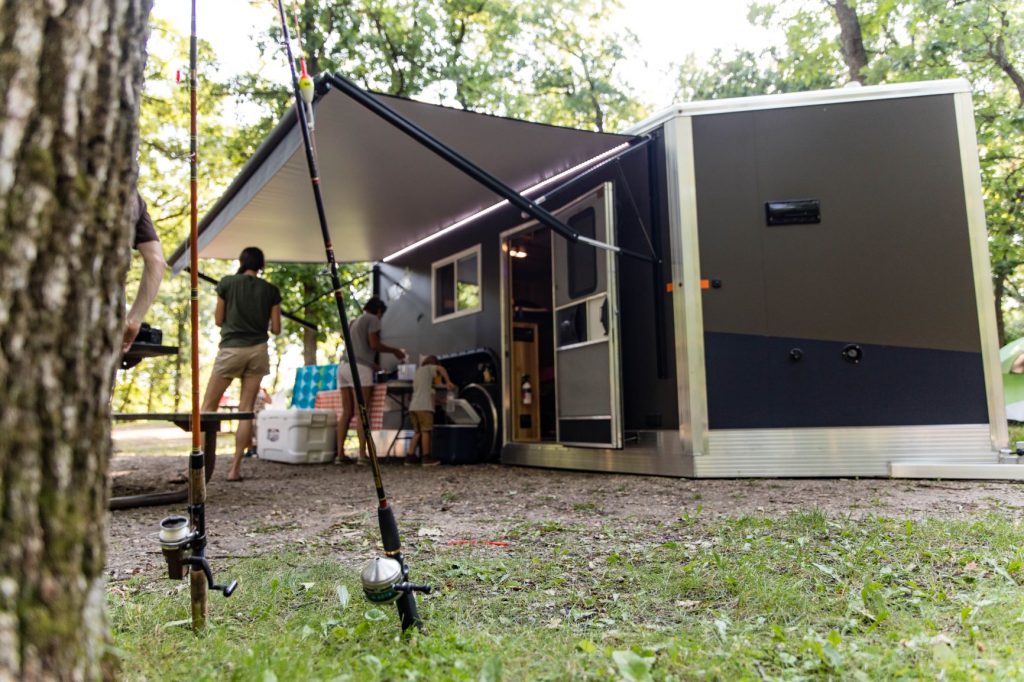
[765,199,821,226]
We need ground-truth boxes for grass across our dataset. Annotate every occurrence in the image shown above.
[108,511,1024,680]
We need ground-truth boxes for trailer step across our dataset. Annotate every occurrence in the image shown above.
[890,461,1024,480]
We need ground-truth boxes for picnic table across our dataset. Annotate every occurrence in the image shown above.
[110,411,254,510]
[120,341,178,370]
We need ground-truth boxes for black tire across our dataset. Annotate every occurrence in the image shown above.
[459,383,499,462]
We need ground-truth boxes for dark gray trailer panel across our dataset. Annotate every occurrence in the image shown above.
[693,95,987,429]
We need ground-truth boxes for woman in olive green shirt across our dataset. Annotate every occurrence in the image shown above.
[201,247,281,481]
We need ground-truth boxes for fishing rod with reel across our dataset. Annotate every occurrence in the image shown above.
[275,0,430,631]
[156,0,236,629]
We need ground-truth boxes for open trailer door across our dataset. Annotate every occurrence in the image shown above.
[551,183,623,448]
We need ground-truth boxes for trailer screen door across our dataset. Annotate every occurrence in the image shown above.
[552,183,623,448]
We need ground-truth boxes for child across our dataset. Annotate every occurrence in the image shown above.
[407,355,455,466]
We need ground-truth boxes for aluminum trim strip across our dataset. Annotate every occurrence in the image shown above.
[502,433,692,476]
[662,117,705,456]
[954,92,1009,450]
[700,424,995,477]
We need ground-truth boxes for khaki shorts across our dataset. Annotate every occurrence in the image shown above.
[338,362,374,389]
[212,343,270,379]
[410,410,434,433]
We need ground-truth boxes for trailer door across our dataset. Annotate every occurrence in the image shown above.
[552,183,623,448]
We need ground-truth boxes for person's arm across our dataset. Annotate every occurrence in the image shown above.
[214,297,225,327]
[438,365,456,390]
[270,304,281,335]
[122,240,166,352]
[368,330,406,361]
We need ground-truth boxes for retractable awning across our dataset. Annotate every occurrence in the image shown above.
[170,77,635,271]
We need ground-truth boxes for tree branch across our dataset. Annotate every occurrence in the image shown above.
[987,10,1024,108]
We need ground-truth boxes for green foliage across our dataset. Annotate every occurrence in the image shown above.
[116,20,245,413]
[118,1,649,410]
[248,0,643,131]
[109,513,1024,679]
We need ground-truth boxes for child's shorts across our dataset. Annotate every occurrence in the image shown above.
[410,410,434,433]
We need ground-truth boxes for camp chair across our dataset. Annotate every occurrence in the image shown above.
[290,363,339,409]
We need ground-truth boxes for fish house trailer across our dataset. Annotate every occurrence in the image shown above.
[174,78,1012,478]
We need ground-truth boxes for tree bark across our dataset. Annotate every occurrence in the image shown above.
[988,13,1024,108]
[0,1,152,679]
[995,274,1008,347]
[303,281,317,365]
[830,0,869,84]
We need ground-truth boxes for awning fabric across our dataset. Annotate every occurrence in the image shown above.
[170,83,633,270]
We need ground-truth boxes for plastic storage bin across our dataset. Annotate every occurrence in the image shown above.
[433,424,480,464]
[257,409,336,464]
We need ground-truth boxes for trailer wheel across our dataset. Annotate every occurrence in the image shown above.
[460,383,499,462]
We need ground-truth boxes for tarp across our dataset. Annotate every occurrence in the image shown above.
[169,82,633,270]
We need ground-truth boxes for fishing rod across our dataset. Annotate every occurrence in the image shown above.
[158,0,236,630]
[275,0,429,631]
[191,270,319,331]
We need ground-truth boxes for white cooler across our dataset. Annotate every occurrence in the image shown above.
[257,409,336,464]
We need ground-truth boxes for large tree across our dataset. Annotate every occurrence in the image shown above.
[0,0,152,678]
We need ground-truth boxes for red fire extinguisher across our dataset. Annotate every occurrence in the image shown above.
[521,375,533,406]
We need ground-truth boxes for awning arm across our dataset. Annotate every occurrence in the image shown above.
[323,73,655,263]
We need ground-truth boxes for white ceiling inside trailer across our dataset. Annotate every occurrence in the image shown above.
[171,89,632,269]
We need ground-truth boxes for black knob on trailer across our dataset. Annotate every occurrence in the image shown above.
[789,348,803,362]
[841,344,863,364]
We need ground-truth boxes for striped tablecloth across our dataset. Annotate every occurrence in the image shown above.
[314,384,387,430]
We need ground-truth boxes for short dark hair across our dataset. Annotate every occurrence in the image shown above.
[363,296,387,315]
[237,247,265,274]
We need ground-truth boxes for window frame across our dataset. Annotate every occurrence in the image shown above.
[431,244,483,323]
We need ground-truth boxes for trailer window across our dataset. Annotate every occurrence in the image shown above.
[567,208,597,298]
[432,245,482,322]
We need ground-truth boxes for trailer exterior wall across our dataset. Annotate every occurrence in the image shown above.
[379,144,680,436]
[693,94,988,430]
[654,85,1007,477]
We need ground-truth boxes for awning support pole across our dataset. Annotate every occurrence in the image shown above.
[323,73,655,263]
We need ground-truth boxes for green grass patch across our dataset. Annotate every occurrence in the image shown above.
[109,513,1024,680]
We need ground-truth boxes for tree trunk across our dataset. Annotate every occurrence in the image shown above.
[174,300,186,413]
[988,15,1024,108]
[830,0,869,84]
[0,1,152,679]
[303,281,317,365]
[995,275,1008,348]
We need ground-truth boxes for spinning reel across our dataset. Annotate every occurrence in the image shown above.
[158,515,237,597]
[361,556,431,605]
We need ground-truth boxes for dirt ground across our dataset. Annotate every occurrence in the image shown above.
[107,424,1024,580]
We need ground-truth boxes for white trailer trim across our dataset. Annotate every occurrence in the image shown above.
[955,91,1009,451]
[625,79,973,136]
